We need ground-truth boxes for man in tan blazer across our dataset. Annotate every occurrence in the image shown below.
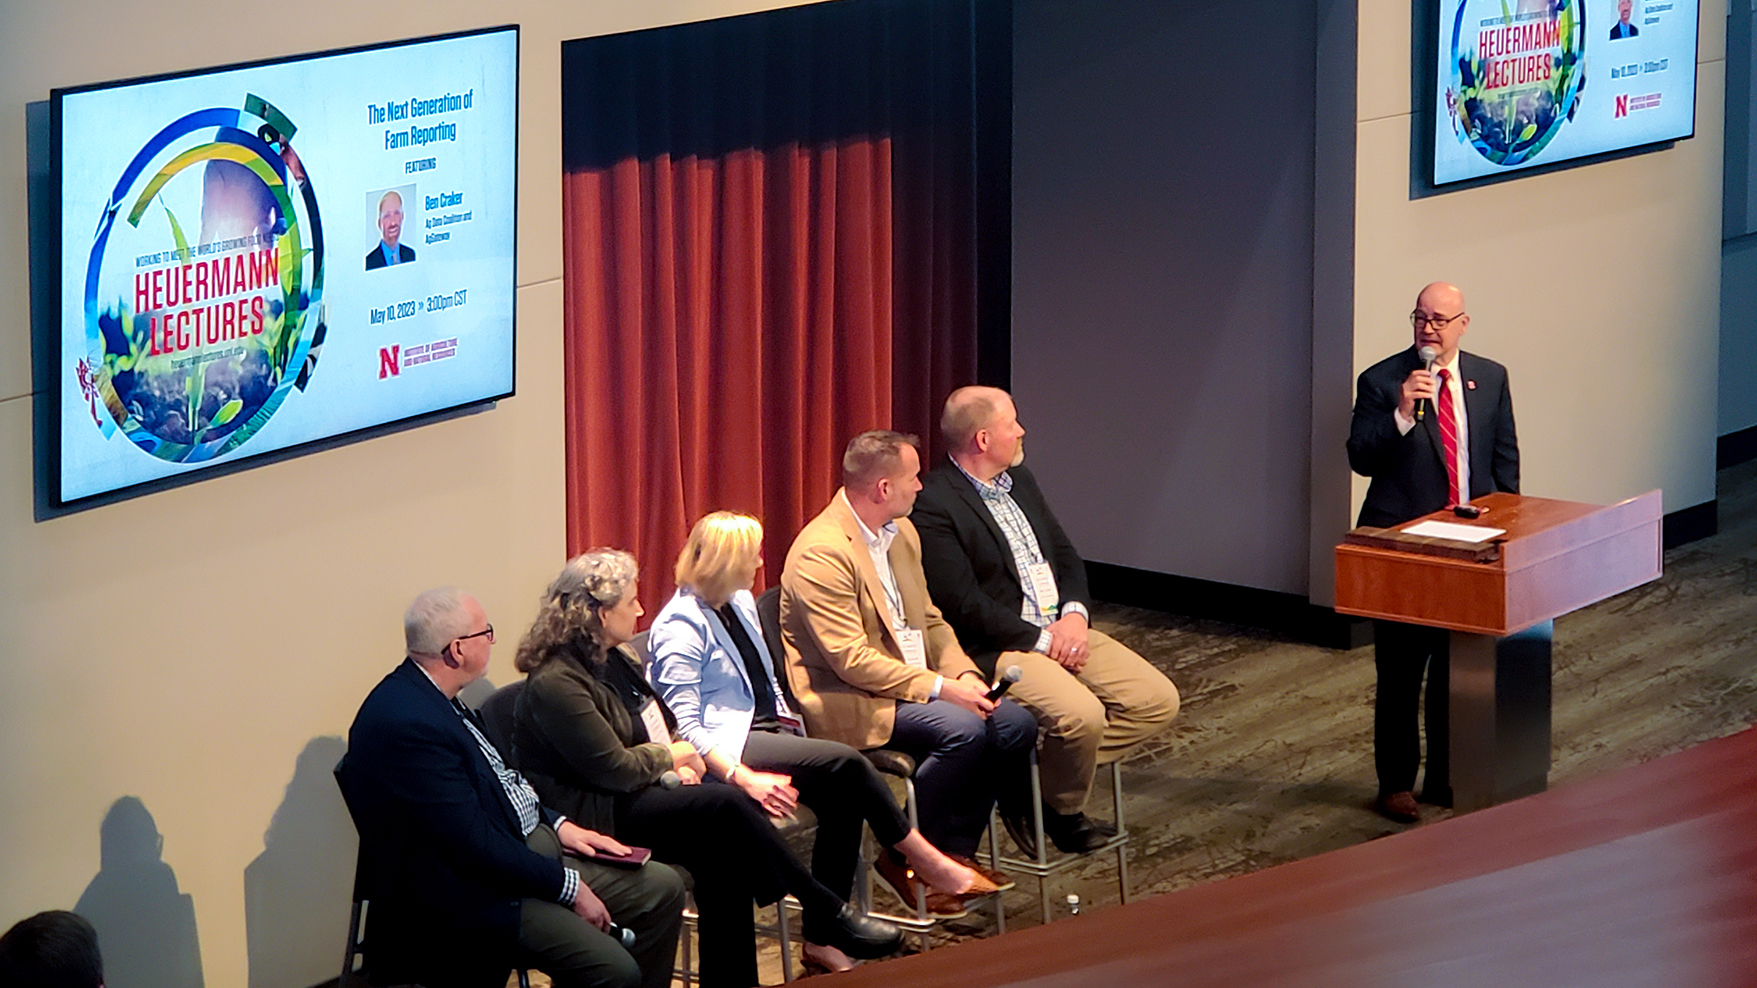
[780,430,1034,914]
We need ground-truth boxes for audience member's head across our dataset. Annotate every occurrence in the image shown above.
[675,512,764,608]
[0,911,104,988]
[517,549,641,672]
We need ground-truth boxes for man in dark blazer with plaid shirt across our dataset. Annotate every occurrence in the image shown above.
[339,587,683,988]
[914,387,1180,856]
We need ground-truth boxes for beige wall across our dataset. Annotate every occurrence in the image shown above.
[1344,1,1726,538]
[0,3,812,987]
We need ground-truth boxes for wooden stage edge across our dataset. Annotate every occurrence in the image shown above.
[837,727,1757,988]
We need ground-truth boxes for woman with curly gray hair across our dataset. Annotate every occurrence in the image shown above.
[511,549,900,987]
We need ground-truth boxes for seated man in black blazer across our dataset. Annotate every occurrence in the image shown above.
[341,587,684,988]
[913,387,1180,854]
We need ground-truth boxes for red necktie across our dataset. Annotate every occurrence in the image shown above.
[1436,368,1462,505]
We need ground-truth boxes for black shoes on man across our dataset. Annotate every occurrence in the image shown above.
[1001,807,1119,858]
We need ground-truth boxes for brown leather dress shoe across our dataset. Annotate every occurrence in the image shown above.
[1375,791,1421,823]
[874,854,969,919]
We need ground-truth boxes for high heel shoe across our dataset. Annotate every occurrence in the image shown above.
[946,854,1010,893]
[804,903,901,960]
[873,854,968,919]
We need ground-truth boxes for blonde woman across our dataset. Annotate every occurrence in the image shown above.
[649,513,1001,972]
[510,550,900,987]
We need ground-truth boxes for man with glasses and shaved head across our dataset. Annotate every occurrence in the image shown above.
[1347,281,1520,824]
[339,587,685,988]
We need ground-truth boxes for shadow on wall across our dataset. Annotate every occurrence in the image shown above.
[244,736,355,988]
[74,796,205,988]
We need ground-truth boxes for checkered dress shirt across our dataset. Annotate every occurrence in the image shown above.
[952,460,1058,627]
[454,697,579,906]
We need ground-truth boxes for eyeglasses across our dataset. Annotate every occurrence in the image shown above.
[1411,311,1466,329]
[455,624,495,645]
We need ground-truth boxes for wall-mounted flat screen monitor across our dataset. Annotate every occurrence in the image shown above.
[1432,0,1697,186]
[50,25,518,507]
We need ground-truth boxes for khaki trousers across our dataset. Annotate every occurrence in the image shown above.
[1001,628,1180,813]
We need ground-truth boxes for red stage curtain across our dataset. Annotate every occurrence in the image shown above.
[561,0,979,616]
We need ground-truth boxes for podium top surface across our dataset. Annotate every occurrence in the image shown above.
[1333,491,1663,635]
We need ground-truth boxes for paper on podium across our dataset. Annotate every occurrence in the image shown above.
[1401,520,1506,542]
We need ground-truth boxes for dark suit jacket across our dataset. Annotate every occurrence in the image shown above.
[1347,347,1519,529]
[912,462,1090,676]
[512,640,676,835]
[1610,21,1638,39]
[340,658,566,987]
[365,242,417,270]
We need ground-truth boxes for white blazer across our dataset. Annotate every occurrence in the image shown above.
[647,587,795,764]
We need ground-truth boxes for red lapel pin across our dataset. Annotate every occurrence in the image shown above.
[1466,380,1476,390]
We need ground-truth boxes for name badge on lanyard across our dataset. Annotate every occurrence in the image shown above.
[1024,561,1060,612]
[897,628,928,669]
[639,697,672,745]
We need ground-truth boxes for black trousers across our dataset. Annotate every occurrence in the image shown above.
[740,730,910,902]
[1373,620,1450,800]
[616,778,842,988]
[884,698,1036,856]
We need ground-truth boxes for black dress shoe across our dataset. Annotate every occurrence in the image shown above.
[999,810,1041,859]
[808,903,901,960]
[1043,811,1110,854]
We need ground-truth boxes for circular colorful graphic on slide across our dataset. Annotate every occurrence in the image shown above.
[80,95,326,463]
[1444,0,1587,168]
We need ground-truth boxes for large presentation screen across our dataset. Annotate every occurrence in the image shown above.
[1433,1,1697,186]
[52,26,518,506]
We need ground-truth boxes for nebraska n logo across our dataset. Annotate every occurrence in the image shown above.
[1615,94,1629,118]
[379,345,400,378]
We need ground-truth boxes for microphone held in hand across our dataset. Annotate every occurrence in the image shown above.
[1416,345,1438,421]
[659,770,681,790]
[607,923,637,949]
[985,665,1023,701]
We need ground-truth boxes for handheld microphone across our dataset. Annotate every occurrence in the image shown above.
[1415,345,1438,421]
[607,923,637,949]
[985,665,1023,701]
[658,770,681,790]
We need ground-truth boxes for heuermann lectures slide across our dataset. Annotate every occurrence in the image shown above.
[58,29,517,502]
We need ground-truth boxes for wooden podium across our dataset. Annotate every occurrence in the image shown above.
[1334,491,1663,811]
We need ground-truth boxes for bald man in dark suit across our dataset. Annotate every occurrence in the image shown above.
[1347,282,1519,823]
